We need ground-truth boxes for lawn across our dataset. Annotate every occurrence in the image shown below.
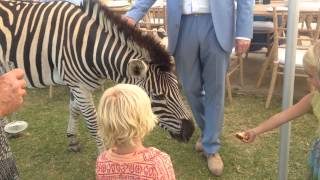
[8,84,317,180]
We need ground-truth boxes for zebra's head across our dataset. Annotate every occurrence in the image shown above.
[128,60,195,142]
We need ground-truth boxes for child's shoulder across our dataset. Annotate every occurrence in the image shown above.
[146,147,170,156]
[96,150,109,161]
[141,147,171,161]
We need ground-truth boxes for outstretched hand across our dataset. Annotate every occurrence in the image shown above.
[235,130,257,143]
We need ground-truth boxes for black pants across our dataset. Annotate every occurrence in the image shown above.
[0,158,19,180]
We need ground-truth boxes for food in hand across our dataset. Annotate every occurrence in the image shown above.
[235,132,247,140]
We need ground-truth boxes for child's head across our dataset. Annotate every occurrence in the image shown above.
[303,41,320,90]
[97,84,158,149]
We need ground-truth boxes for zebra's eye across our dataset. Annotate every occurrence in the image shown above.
[151,93,166,100]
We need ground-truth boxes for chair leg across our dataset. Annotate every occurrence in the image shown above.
[265,63,279,108]
[226,75,232,103]
[266,33,272,56]
[49,85,53,99]
[276,73,282,89]
[245,51,249,61]
[256,60,270,88]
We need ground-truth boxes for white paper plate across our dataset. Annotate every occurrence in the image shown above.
[4,121,28,134]
[107,1,130,8]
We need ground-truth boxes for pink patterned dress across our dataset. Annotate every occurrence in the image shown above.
[96,147,176,180]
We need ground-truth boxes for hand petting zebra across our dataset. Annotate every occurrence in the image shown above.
[0,0,195,152]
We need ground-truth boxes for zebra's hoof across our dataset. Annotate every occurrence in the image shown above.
[67,134,80,152]
[68,145,81,152]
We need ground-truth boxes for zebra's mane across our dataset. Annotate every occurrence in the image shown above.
[81,0,173,72]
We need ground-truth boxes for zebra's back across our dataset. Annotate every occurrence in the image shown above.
[0,0,80,88]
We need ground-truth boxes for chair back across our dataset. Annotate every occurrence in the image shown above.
[258,5,320,108]
[272,7,320,47]
[298,10,320,43]
[139,6,167,32]
[271,0,286,3]
[270,7,320,60]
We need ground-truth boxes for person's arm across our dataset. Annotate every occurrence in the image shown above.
[239,93,313,143]
[235,0,254,55]
[0,69,26,117]
[124,0,157,25]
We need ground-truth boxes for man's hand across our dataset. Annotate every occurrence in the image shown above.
[0,69,26,117]
[235,39,251,56]
[122,15,136,26]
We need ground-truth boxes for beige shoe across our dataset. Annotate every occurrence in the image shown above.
[195,138,203,152]
[207,153,224,176]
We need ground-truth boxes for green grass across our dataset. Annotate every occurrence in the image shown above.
[8,85,317,180]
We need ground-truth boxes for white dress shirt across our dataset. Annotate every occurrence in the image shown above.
[181,0,250,41]
[182,0,211,14]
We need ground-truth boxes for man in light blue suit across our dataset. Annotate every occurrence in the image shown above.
[125,0,253,176]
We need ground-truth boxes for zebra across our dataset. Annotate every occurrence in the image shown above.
[0,0,195,152]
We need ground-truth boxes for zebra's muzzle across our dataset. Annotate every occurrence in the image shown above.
[169,119,195,142]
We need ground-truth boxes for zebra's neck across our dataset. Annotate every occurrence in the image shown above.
[89,17,148,85]
[57,3,148,90]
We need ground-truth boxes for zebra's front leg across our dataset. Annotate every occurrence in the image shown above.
[67,92,81,152]
[71,88,104,153]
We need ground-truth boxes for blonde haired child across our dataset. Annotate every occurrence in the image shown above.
[237,41,320,178]
[96,84,176,180]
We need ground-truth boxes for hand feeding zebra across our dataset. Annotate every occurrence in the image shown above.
[0,0,195,152]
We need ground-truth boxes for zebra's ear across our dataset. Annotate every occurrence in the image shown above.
[127,59,149,78]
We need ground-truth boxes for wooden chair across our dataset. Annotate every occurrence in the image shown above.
[249,0,281,59]
[139,6,167,32]
[138,6,168,48]
[257,0,274,4]
[256,7,320,108]
[271,0,285,3]
[226,50,244,103]
[246,17,274,57]
[298,12,320,43]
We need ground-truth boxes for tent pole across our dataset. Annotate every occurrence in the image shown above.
[279,0,300,179]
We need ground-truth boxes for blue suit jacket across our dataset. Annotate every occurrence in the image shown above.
[126,0,254,54]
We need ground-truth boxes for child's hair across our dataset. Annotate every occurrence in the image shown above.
[97,84,158,148]
[303,41,320,78]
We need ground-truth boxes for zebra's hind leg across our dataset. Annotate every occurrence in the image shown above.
[67,92,81,152]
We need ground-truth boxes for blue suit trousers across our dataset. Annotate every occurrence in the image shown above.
[173,14,229,154]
